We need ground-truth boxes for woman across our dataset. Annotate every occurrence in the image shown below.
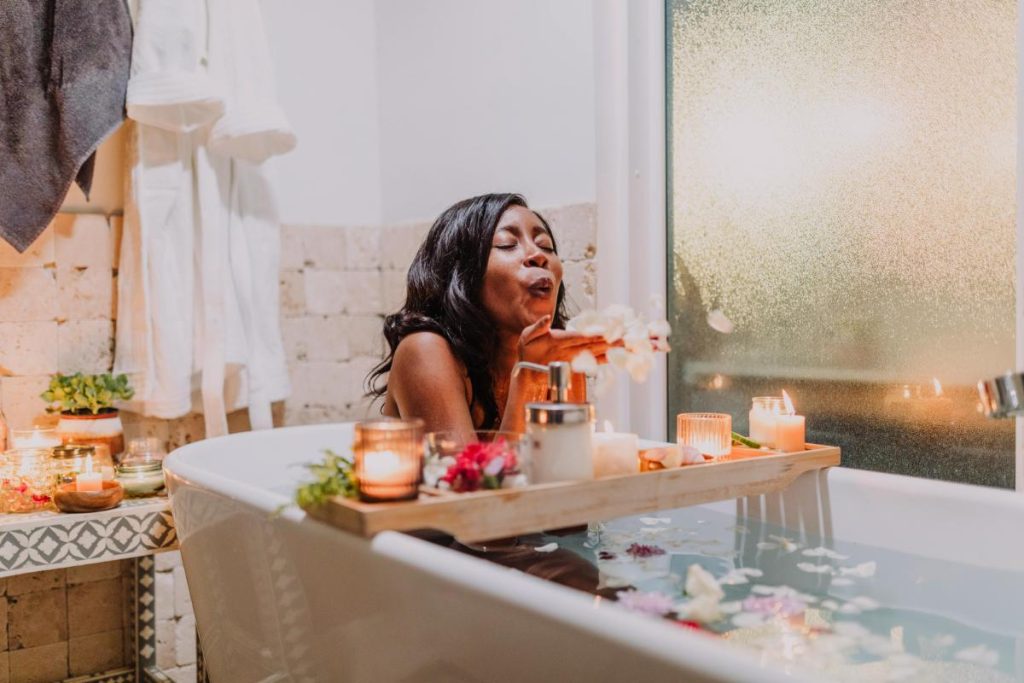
[368,193,609,435]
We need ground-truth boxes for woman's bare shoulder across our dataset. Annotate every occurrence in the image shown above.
[392,332,466,378]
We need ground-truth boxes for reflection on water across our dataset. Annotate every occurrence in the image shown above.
[538,506,1023,682]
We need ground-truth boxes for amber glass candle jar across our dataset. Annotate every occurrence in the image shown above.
[353,419,424,502]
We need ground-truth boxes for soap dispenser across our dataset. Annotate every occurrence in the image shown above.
[513,360,594,483]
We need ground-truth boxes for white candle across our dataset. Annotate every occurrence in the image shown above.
[748,397,784,447]
[10,429,61,449]
[774,391,806,452]
[592,421,639,477]
[76,455,103,493]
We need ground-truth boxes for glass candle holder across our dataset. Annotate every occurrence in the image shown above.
[353,419,424,502]
[0,448,56,513]
[676,412,732,458]
[9,428,61,450]
[423,430,527,490]
[749,397,785,447]
[51,444,116,486]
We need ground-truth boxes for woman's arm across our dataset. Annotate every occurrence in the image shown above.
[389,332,477,440]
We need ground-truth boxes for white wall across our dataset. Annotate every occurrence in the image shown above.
[261,0,596,227]
[374,0,596,223]
[262,0,383,226]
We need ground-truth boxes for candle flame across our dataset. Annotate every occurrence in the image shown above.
[782,390,796,415]
[932,377,943,397]
[711,374,725,390]
[603,420,615,433]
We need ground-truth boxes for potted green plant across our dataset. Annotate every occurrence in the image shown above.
[41,373,135,458]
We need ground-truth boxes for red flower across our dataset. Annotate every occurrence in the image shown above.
[626,543,666,558]
[440,438,517,492]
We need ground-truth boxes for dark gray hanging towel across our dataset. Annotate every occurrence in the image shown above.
[0,0,132,252]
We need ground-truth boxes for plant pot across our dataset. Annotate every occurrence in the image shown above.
[56,410,125,461]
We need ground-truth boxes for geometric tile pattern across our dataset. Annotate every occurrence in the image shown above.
[135,555,158,672]
[0,499,177,577]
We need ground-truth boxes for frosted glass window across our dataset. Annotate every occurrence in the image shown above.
[667,0,1017,487]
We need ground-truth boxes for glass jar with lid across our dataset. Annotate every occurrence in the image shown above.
[51,444,115,487]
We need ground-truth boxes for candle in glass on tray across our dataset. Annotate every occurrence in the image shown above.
[774,391,806,453]
[748,397,785,447]
[10,428,61,450]
[592,421,639,477]
[75,455,103,493]
[354,419,424,502]
[677,413,731,458]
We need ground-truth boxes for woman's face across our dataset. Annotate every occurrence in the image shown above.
[480,205,563,336]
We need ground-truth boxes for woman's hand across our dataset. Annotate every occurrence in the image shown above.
[517,315,613,366]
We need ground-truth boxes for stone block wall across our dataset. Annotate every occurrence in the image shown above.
[0,561,133,683]
[0,201,596,680]
[280,202,598,424]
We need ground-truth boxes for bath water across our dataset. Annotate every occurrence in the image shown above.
[540,506,1024,683]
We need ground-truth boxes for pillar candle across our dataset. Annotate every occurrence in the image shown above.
[592,423,639,477]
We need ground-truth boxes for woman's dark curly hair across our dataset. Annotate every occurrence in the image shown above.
[366,193,569,428]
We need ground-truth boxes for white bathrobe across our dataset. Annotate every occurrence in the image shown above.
[115,0,295,436]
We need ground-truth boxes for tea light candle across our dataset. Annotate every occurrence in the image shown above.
[75,455,103,493]
[749,397,785,447]
[774,391,806,452]
[354,419,424,502]
[10,428,61,450]
[592,421,639,477]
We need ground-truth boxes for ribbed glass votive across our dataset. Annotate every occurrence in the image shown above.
[353,419,424,502]
[0,448,56,512]
[676,412,732,458]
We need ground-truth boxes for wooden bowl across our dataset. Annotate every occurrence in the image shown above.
[53,481,124,513]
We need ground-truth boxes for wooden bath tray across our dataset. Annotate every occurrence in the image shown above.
[304,444,840,543]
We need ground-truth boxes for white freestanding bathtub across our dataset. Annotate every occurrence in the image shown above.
[164,423,1024,682]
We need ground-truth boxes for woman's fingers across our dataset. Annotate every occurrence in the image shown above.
[520,315,553,344]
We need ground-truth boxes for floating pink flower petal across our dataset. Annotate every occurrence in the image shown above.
[615,590,676,616]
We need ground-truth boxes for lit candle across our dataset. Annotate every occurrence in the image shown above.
[774,391,806,453]
[75,455,103,493]
[748,397,784,447]
[592,421,639,477]
[358,448,420,501]
[10,428,61,450]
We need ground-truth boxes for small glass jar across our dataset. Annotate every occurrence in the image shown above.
[51,444,116,486]
[0,448,56,513]
[115,461,165,497]
[122,436,166,466]
[424,430,527,490]
[677,412,732,458]
[353,419,424,502]
[749,396,785,447]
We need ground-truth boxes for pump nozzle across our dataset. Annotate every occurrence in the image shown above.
[513,360,573,403]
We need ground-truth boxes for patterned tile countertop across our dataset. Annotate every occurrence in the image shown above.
[0,497,177,577]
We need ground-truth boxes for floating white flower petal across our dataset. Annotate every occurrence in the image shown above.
[768,535,801,552]
[840,561,877,578]
[640,517,671,525]
[821,599,839,611]
[534,543,558,553]
[802,547,850,560]
[797,562,835,575]
[954,645,999,667]
[678,595,723,623]
[830,577,855,586]
[849,596,880,610]
[731,612,768,628]
[737,568,763,577]
[707,309,735,334]
[718,569,750,586]
[756,541,779,550]
[686,564,725,601]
